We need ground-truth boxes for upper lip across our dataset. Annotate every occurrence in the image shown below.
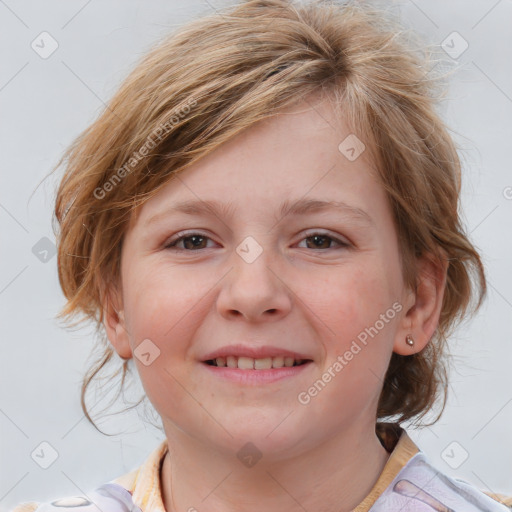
[201,344,313,361]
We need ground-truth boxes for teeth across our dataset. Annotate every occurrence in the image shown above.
[238,356,254,370]
[255,357,272,370]
[210,356,307,369]
[272,356,284,368]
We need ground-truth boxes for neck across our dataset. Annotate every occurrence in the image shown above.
[160,422,390,512]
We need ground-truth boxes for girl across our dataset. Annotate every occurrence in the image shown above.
[12,0,512,510]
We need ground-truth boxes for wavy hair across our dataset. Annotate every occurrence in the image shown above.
[51,0,486,432]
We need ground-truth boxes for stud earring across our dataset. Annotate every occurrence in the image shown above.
[405,334,414,346]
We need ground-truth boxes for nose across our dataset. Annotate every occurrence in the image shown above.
[216,241,292,323]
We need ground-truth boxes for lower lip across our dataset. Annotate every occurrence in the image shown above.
[201,361,313,385]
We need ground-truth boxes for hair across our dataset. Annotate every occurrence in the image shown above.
[51,0,486,433]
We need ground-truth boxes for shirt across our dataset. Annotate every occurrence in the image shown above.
[11,423,512,512]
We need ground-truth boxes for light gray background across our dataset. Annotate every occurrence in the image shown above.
[1,0,511,510]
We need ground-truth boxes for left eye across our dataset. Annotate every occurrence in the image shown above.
[297,233,349,250]
[164,233,215,251]
[164,232,349,251]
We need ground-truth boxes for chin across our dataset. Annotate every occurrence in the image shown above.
[216,414,309,456]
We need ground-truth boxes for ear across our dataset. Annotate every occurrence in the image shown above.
[393,252,448,355]
[101,280,132,360]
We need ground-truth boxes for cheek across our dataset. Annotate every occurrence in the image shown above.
[123,264,204,340]
[121,263,215,373]
[121,267,210,419]
[302,263,400,343]
[296,267,398,417]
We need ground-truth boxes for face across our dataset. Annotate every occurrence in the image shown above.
[108,96,415,459]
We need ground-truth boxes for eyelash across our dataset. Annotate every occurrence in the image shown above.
[164,231,350,251]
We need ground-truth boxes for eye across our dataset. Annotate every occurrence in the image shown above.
[296,232,350,250]
[164,232,216,251]
[164,230,350,252]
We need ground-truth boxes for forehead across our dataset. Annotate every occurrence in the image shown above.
[128,96,382,229]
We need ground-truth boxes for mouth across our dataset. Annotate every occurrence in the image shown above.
[203,356,312,370]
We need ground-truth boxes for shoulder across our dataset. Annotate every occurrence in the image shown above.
[484,492,512,509]
[9,440,168,512]
[371,451,512,511]
[11,502,39,512]
[9,482,141,512]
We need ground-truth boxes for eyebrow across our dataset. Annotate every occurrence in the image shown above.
[145,197,373,227]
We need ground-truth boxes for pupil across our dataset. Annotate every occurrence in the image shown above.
[185,235,205,250]
[308,235,329,249]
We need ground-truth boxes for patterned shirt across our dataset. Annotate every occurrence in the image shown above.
[11,423,512,512]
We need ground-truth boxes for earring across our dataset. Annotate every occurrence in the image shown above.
[405,334,414,346]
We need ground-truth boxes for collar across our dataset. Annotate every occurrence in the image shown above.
[112,423,419,512]
[352,423,420,511]
[112,440,168,512]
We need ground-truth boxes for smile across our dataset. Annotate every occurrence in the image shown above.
[201,358,313,385]
[204,356,311,370]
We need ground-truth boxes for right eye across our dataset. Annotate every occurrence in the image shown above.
[164,232,217,251]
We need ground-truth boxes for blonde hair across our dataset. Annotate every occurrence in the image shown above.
[52,0,486,432]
